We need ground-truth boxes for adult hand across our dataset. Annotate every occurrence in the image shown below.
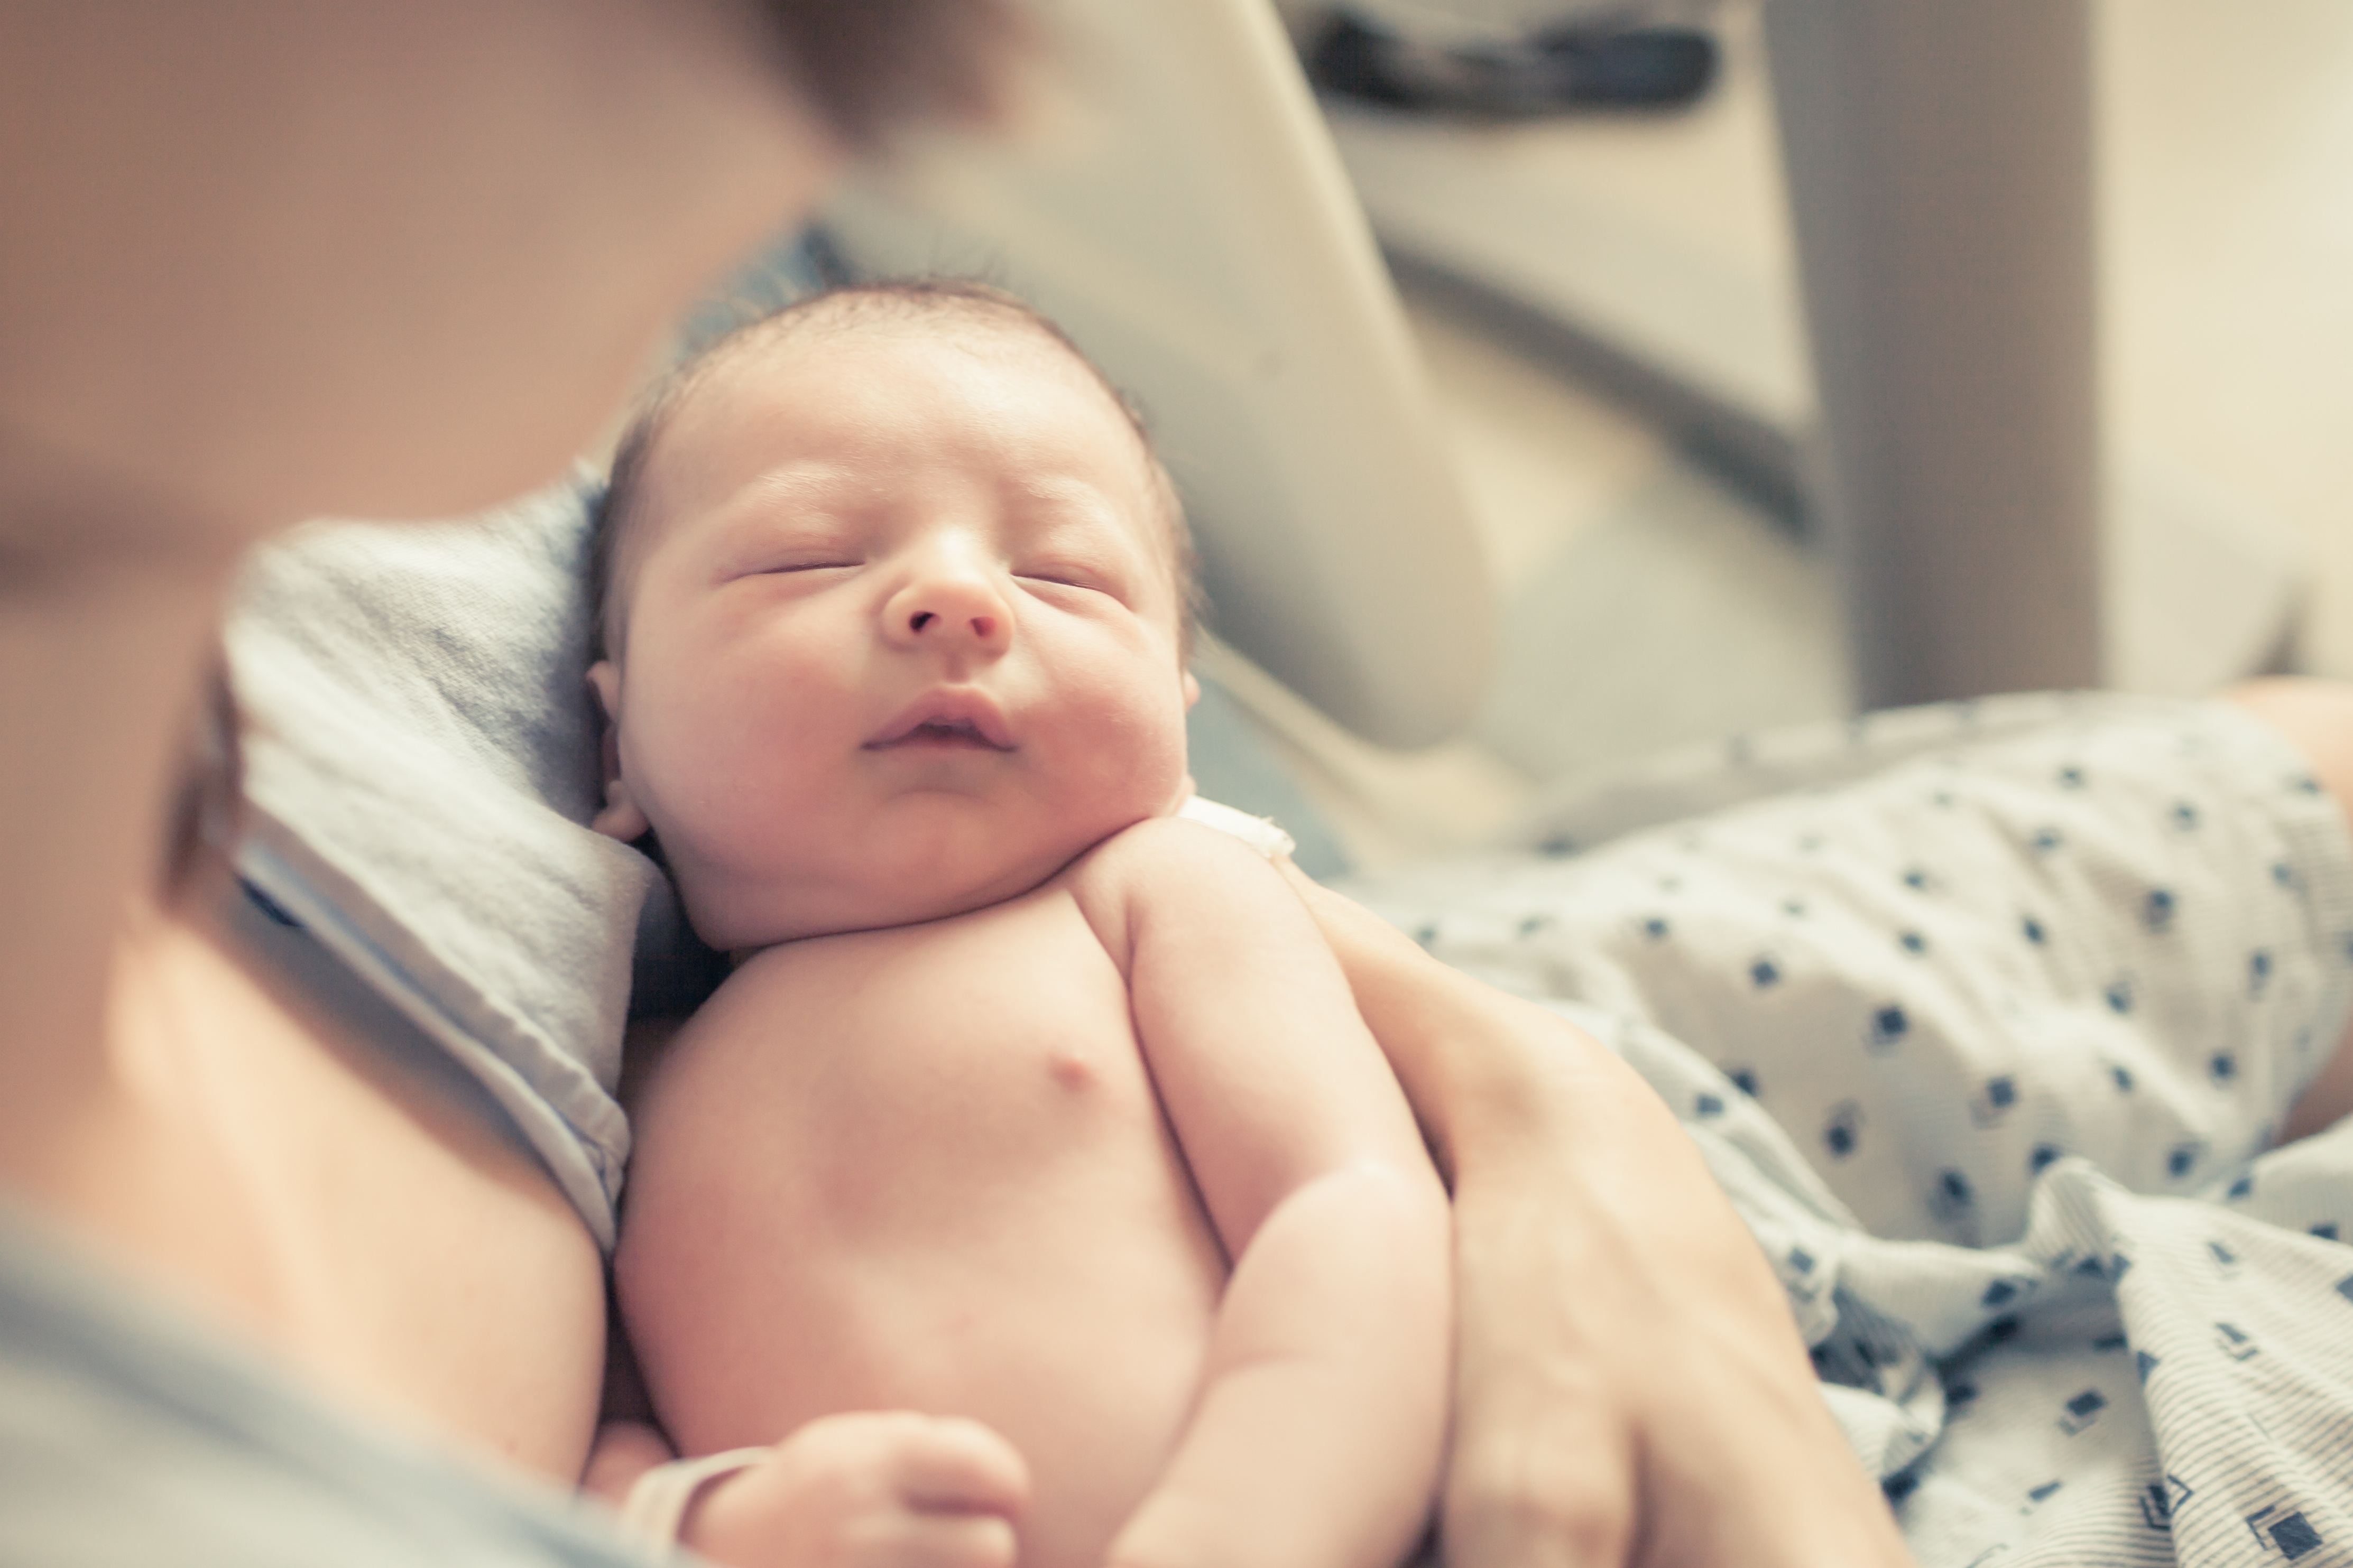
[1285,870,1915,1568]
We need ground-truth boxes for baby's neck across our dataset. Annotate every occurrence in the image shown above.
[720,839,1108,962]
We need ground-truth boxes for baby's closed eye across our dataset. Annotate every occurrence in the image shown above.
[714,532,865,581]
[1014,560,1113,592]
[760,555,862,574]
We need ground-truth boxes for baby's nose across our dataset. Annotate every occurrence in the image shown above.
[888,570,1010,652]
[907,602,999,642]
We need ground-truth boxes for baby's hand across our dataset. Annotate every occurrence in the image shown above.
[690,1412,1030,1568]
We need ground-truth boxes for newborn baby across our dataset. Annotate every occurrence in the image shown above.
[584,283,1450,1568]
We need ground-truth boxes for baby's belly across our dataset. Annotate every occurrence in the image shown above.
[620,887,1227,1568]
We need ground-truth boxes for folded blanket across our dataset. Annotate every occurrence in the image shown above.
[228,478,665,1247]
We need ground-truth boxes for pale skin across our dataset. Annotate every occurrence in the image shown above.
[0,0,841,1479]
[615,825,1453,1568]
[8,3,2353,1563]
[584,313,1451,1568]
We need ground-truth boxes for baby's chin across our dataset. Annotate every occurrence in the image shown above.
[684,828,1122,954]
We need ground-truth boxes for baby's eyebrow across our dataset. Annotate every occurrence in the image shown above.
[1002,474,1140,536]
[693,470,871,564]
[691,468,880,552]
[726,461,874,515]
[1010,469,1116,504]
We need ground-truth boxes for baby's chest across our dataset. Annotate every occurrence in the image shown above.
[623,891,1229,1470]
[671,891,1175,1237]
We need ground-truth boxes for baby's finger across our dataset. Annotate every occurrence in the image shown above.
[868,1509,1020,1568]
[884,1415,1030,1517]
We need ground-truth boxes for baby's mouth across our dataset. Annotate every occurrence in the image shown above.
[866,694,1016,751]
[876,718,1005,750]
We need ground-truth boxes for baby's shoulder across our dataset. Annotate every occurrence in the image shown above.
[1065,813,1291,954]
[1073,812,1276,889]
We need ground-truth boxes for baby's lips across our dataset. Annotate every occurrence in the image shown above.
[865,688,1017,750]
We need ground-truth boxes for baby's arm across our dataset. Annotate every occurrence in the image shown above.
[1078,820,1453,1568]
[584,1412,1029,1568]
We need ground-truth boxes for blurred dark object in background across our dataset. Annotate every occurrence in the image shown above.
[1306,6,1717,116]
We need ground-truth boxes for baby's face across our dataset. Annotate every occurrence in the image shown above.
[591,322,1196,950]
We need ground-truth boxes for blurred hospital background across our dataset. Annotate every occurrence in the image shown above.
[794,0,2353,873]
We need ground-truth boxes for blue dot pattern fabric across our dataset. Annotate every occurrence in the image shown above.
[1347,693,2353,1568]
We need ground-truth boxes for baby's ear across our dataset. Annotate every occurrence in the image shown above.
[585,661,651,842]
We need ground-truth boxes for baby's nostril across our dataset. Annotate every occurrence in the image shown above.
[910,610,935,632]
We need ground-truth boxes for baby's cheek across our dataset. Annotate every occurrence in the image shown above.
[628,670,812,854]
[1065,681,1190,818]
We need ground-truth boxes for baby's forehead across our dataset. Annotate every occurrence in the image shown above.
[652,311,1170,535]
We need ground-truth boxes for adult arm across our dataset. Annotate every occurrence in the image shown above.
[1082,820,1453,1568]
[1284,867,1915,1568]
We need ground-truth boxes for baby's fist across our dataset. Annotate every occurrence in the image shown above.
[691,1412,1030,1568]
